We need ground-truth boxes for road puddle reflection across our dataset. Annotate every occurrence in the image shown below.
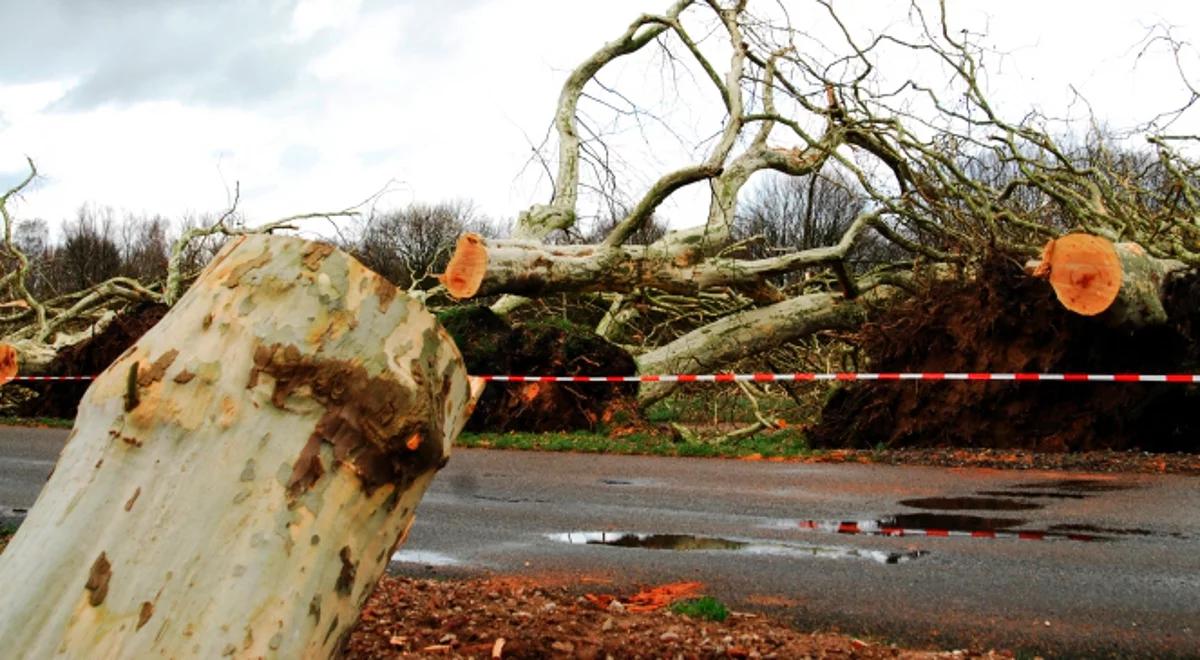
[548,532,928,565]
[789,476,1177,542]
[390,550,462,566]
[898,496,1042,511]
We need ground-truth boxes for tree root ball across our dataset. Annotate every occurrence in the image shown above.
[438,306,639,432]
[13,303,169,419]
[813,256,1200,453]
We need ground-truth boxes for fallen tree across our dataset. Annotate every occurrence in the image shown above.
[4,0,1200,433]
[431,0,1200,421]
[1,169,363,377]
[0,234,480,656]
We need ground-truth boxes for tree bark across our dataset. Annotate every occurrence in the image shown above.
[441,212,877,303]
[1104,242,1187,326]
[636,288,890,407]
[1027,235,1187,327]
[0,234,478,658]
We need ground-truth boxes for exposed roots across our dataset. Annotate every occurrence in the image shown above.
[814,256,1200,453]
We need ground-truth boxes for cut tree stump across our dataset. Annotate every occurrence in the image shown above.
[0,234,480,658]
[1028,233,1186,327]
[0,342,16,383]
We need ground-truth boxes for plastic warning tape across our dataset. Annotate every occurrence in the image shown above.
[798,520,1098,542]
[476,372,1200,383]
[5,372,1200,383]
[4,376,95,382]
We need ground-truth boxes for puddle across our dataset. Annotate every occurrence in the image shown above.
[798,516,1105,541]
[976,490,1086,500]
[883,513,1027,531]
[746,544,927,565]
[1010,479,1135,493]
[390,550,462,567]
[551,532,745,550]
[0,506,28,518]
[549,532,927,565]
[899,497,1042,511]
[784,477,1160,544]
[801,515,1025,535]
[472,494,550,504]
[1047,523,1188,540]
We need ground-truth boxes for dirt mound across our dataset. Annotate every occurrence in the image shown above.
[14,303,169,419]
[439,306,639,432]
[813,258,1200,452]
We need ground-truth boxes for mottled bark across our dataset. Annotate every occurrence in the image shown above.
[0,235,478,658]
[444,212,876,303]
[636,287,893,407]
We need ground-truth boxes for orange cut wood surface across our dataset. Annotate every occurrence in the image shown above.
[1042,233,1122,316]
[439,233,488,299]
[0,343,17,383]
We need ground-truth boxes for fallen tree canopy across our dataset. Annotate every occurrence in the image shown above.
[814,254,1200,453]
[4,303,169,419]
[4,0,1200,451]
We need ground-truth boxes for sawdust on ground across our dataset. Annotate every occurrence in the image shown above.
[345,574,1011,659]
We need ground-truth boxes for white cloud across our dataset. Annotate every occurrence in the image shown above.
[291,0,363,41]
[0,0,1196,240]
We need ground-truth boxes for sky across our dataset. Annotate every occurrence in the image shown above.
[0,0,1197,240]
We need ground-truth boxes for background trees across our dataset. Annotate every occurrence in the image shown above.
[351,201,497,289]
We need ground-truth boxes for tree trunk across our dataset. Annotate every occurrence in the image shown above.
[636,289,885,407]
[1027,234,1187,327]
[439,212,876,303]
[0,234,479,658]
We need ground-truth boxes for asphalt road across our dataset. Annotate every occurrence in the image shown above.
[3,426,1198,657]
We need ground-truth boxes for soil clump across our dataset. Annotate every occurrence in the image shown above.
[439,306,639,432]
[814,258,1200,453]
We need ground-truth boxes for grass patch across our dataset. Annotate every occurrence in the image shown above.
[0,416,73,429]
[456,426,813,460]
[670,596,729,622]
[0,521,17,555]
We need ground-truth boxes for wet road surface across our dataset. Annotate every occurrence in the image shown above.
[3,426,1197,656]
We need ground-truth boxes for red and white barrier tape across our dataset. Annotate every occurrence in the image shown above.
[475,372,1200,383]
[4,372,1200,384]
[3,376,96,382]
[799,520,1098,542]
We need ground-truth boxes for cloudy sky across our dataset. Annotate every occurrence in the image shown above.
[0,0,1196,238]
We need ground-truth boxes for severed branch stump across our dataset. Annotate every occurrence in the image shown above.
[1028,233,1187,326]
[0,235,480,657]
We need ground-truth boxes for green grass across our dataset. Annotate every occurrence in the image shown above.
[670,596,729,622]
[0,405,819,461]
[457,426,813,460]
[645,389,809,426]
[0,416,73,429]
